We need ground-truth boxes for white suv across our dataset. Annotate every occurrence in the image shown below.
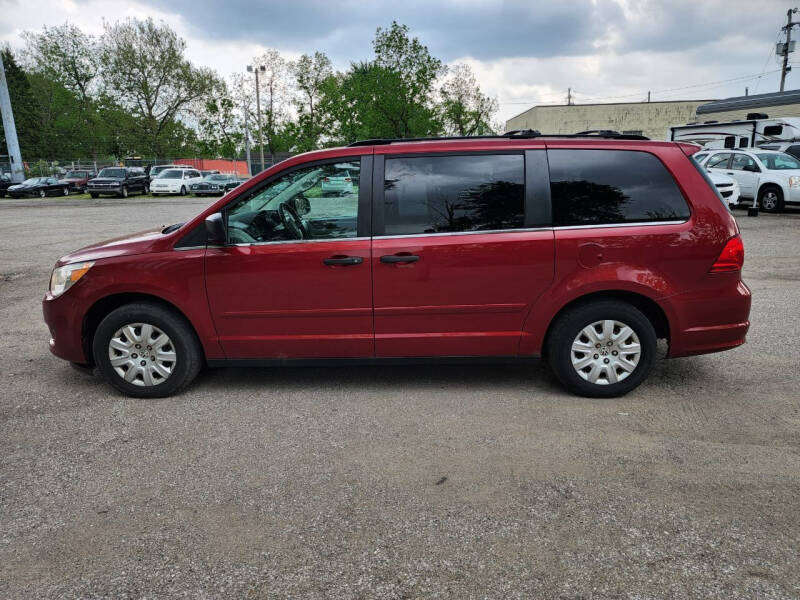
[693,149,800,212]
[150,167,203,196]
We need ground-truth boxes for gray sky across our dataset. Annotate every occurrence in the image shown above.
[0,0,795,123]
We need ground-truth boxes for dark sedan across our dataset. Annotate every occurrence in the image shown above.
[7,177,72,198]
[189,174,244,197]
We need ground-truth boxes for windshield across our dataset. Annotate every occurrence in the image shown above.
[204,174,228,181]
[150,166,171,176]
[756,153,800,170]
[22,178,44,185]
[64,171,87,178]
[158,170,182,179]
[97,168,126,178]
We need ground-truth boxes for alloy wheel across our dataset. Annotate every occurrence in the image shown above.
[107,322,176,387]
[570,319,641,385]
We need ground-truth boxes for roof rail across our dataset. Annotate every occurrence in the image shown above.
[347,130,649,147]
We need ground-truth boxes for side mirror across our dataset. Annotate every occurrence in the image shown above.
[742,164,760,172]
[205,212,227,245]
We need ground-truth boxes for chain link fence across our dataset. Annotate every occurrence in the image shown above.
[1,153,295,180]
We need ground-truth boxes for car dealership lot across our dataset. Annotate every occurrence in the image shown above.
[1,197,799,599]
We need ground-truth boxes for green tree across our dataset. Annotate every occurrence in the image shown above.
[291,51,332,151]
[99,18,215,158]
[440,63,498,136]
[196,79,243,160]
[22,23,107,160]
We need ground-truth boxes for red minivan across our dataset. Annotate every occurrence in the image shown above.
[43,132,751,398]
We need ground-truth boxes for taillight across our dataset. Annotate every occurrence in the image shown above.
[710,235,744,272]
[323,177,330,182]
[344,177,351,182]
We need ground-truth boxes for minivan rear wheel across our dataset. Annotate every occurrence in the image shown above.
[546,301,657,398]
[92,302,203,398]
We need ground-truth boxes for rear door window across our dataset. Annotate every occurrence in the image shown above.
[381,154,524,235]
[548,149,690,226]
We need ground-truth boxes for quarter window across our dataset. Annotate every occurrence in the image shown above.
[382,154,524,235]
[548,149,690,226]
[226,159,360,244]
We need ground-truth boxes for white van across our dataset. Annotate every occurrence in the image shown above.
[150,167,203,196]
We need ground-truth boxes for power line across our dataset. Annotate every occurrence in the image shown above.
[498,69,783,106]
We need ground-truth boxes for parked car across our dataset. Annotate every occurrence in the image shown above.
[689,155,741,207]
[86,167,149,198]
[190,173,243,197]
[755,141,800,159]
[321,168,355,196]
[7,176,72,198]
[147,164,179,183]
[150,167,203,196]
[59,170,95,193]
[0,173,13,197]
[200,170,221,177]
[693,148,800,212]
[43,133,750,399]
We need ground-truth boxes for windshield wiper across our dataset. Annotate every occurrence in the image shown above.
[161,222,185,234]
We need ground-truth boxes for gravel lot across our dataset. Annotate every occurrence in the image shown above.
[1,196,798,599]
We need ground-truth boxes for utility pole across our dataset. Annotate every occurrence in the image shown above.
[0,51,24,183]
[566,87,572,105]
[247,64,266,173]
[647,91,651,102]
[780,8,799,92]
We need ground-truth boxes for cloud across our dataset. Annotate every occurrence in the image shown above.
[0,0,793,124]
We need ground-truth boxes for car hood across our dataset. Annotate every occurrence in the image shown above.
[9,182,36,189]
[89,177,122,184]
[56,227,166,266]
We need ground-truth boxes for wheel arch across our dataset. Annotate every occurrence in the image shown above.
[82,292,205,367]
[541,290,670,359]
[757,180,784,197]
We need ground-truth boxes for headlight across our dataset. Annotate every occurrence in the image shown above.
[789,176,800,188]
[50,261,94,297]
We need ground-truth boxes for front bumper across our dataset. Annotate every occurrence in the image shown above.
[42,291,89,364]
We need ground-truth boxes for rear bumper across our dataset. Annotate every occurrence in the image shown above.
[667,278,751,358]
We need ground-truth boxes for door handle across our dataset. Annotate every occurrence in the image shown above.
[380,254,419,264]
[323,256,363,266]
[726,172,735,175]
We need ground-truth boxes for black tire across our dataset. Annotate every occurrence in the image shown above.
[90,192,99,199]
[92,302,203,398]
[63,187,70,196]
[39,189,46,198]
[546,300,657,398]
[758,185,784,213]
[118,185,128,199]
[180,185,186,196]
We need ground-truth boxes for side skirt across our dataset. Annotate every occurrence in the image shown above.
[207,355,541,368]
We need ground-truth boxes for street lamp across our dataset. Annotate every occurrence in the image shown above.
[247,64,266,173]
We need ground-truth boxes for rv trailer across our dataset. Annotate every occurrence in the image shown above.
[668,113,800,149]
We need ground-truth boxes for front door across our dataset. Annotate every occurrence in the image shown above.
[371,151,555,357]
[727,153,759,198]
[205,156,373,358]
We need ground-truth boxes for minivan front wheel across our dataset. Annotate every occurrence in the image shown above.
[546,301,657,398]
[92,302,203,398]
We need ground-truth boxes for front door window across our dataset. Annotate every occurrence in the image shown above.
[226,160,361,244]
